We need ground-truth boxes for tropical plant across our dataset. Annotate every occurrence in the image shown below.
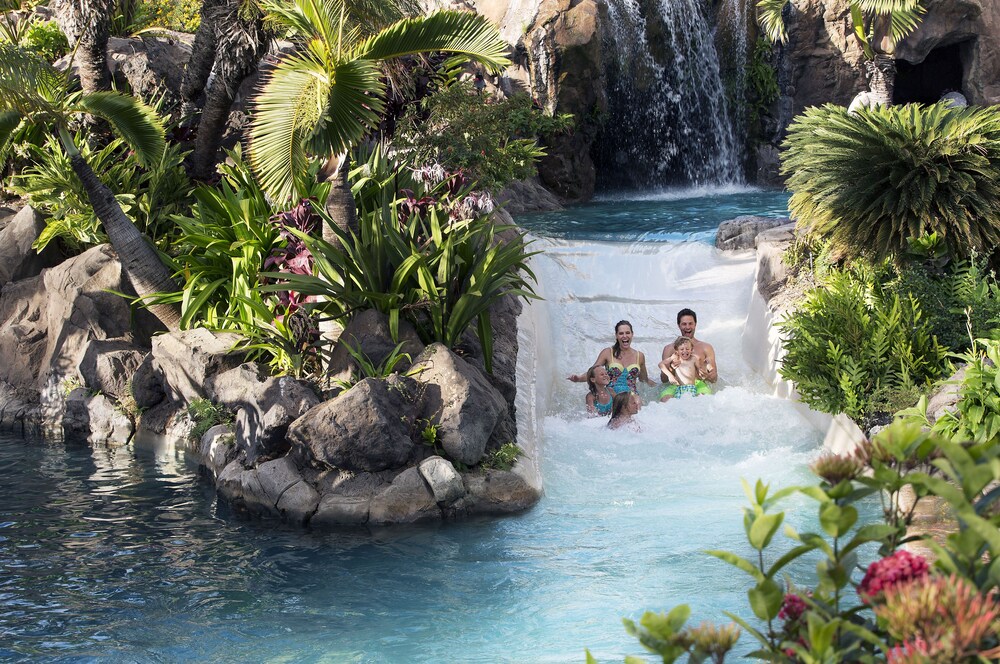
[332,341,411,390]
[395,80,572,191]
[0,44,181,328]
[783,103,1000,263]
[903,339,1000,447]
[188,397,233,441]
[756,0,925,103]
[590,421,1000,662]
[480,442,523,471]
[267,162,538,373]
[137,0,200,32]
[12,134,191,250]
[19,18,69,60]
[779,263,947,426]
[747,37,778,126]
[246,0,510,249]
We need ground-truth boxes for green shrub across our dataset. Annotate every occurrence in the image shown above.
[903,339,1000,447]
[782,103,1000,262]
[12,134,191,251]
[480,442,523,471]
[20,19,68,61]
[747,37,778,125]
[591,421,1000,662]
[188,398,232,442]
[779,264,947,424]
[271,148,539,373]
[126,0,200,34]
[395,80,573,191]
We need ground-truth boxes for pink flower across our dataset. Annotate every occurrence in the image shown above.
[858,550,929,603]
[779,594,807,622]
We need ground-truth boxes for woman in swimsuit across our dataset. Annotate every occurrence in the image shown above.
[568,320,657,396]
[585,365,613,416]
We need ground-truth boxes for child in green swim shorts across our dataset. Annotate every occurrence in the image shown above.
[658,336,712,401]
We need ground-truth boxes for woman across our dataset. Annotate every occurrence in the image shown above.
[568,320,657,396]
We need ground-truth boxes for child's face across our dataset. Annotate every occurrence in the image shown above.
[676,343,692,360]
[628,394,640,414]
[595,366,610,385]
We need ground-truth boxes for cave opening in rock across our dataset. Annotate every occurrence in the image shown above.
[894,41,971,105]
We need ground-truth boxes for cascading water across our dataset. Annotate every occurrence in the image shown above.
[595,0,746,189]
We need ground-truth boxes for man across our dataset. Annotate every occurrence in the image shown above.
[662,308,718,384]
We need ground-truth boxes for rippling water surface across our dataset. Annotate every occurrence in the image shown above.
[1,189,867,662]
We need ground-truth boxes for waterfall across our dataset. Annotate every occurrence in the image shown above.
[595,0,747,190]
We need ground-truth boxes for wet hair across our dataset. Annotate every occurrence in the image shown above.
[611,320,633,359]
[608,391,633,424]
[677,308,697,325]
[586,366,601,396]
[673,336,693,350]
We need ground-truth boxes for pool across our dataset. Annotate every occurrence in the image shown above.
[1,188,858,662]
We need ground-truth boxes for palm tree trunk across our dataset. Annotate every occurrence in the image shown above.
[179,0,225,122]
[68,153,182,330]
[187,0,267,181]
[322,154,357,249]
[865,54,896,107]
[53,0,112,93]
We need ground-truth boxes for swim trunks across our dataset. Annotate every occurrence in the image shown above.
[659,379,711,400]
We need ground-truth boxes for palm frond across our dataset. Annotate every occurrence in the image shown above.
[74,91,166,168]
[355,10,509,73]
[782,102,1000,262]
[262,0,344,45]
[305,57,384,160]
[756,0,790,44]
[886,5,926,45]
[855,0,922,15]
[0,44,65,116]
[248,50,327,203]
[0,109,23,151]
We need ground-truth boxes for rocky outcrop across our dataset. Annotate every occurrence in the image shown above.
[150,329,246,405]
[0,207,63,289]
[715,216,791,251]
[325,309,424,388]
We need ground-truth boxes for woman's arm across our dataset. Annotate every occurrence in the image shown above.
[568,347,611,382]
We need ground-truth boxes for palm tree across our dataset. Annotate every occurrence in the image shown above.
[51,0,113,92]
[0,44,181,329]
[756,0,925,105]
[246,0,510,243]
[180,0,424,181]
[782,102,1000,261]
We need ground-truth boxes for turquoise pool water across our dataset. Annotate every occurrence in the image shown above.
[1,188,859,662]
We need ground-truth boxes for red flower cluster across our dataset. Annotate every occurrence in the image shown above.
[858,550,929,603]
[778,593,808,622]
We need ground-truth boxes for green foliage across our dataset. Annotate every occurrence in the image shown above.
[333,341,411,390]
[779,263,947,424]
[267,148,539,373]
[782,103,1000,263]
[136,0,201,33]
[187,398,233,442]
[747,38,778,126]
[396,80,573,191]
[11,134,191,250]
[19,19,68,61]
[903,339,1000,447]
[595,421,1000,662]
[891,256,1000,353]
[480,442,523,471]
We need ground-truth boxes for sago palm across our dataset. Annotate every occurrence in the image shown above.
[756,0,925,104]
[0,44,181,328]
[246,0,510,241]
[782,102,1000,261]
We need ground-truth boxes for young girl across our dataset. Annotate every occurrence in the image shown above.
[658,336,712,401]
[608,391,640,430]
[585,365,613,416]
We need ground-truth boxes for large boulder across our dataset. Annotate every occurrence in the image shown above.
[460,469,541,515]
[419,456,466,504]
[325,309,424,387]
[79,340,147,400]
[0,206,63,289]
[150,329,246,405]
[716,216,791,251]
[62,389,134,445]
[0,245,138,424]
[368,467,440,524]
[409,343,508,466]
[200,424,237,480]
[286,376,419,472]
[311,471,391,526]
[208,362,320,466]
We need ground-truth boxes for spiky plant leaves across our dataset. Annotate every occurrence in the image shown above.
[755,0,790,44]
[782,103,1000,262]
[75,91,166,168]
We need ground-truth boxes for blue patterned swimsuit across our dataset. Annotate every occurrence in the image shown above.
[593,391,613,415]
[607,359,640,394]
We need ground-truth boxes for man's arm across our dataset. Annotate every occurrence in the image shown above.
[702,342,718,383]
[659,345,673,383]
